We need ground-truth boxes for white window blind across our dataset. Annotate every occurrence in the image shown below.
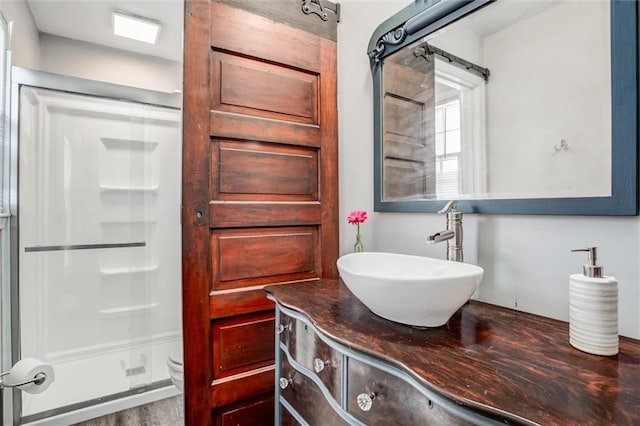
[435,99,461,199]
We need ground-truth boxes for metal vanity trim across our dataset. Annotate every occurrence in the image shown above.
[271,300,515,426]
[279,397,309,426]
[280,344,364,425]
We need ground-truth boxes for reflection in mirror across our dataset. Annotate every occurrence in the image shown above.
[382,0,611,202]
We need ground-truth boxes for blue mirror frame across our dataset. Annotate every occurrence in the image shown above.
[369,0,638,215]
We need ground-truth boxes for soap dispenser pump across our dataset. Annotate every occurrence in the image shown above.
[569,247,618,356]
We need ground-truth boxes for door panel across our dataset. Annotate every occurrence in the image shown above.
[212,139,319,201]
[213,0,338,42]
[214,392,275,426]
[183,0,338,423]
[210,365,274,408]
[210,2,323,74]
[212,51,318,124]
[211,227,320,290]
[212,312,275,378]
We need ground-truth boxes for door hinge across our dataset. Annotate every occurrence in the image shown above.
[302,0,341,23]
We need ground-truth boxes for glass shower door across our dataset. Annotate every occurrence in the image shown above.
[16,84,182,420]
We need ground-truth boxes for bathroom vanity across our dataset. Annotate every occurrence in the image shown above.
[266,280,640,425]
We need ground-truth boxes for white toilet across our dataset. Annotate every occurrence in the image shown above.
[167,344,184,392]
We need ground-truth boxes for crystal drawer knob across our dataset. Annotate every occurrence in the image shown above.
[279,377,292,389]
[313,358,330,373]
[276,323,290,334]
[357,392,376,411]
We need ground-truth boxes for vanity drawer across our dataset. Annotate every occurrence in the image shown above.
[280,407,302,426]
[279,312,342,401]
[347,357,473,426]
[279,349,349,426]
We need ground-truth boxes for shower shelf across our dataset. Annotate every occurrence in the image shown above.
[99,185,159,194]
[100,303,159,316]
[100,265,159,276]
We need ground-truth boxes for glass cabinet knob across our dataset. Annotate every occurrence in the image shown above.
[357,392,376,411]
[276,323,290,334]
[279,377,293,390]
[313,358,330,373]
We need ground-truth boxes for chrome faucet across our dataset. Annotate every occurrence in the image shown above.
[427,200,463,262]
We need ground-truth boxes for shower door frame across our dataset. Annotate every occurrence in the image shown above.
[4,67,181,425]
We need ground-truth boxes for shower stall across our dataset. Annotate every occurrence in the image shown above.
[3,68,182,424]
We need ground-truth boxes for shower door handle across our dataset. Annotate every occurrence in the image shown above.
[24,242,146,252]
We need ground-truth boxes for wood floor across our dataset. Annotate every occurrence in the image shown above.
[72,396,183,426]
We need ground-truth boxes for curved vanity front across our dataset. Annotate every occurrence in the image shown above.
[265,279,640,425]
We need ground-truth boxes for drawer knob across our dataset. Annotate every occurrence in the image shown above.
[279,377,293,389]
[357,392,376,411]
[313,358,331,373]
[276,323,290,334]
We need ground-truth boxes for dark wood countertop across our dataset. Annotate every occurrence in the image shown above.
[265,279,640,426]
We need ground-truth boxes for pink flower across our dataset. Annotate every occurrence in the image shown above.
[347,210,367,225]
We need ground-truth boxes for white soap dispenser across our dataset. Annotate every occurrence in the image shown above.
[569,247,618,356]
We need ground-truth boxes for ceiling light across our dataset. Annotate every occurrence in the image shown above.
[113,11,161,44]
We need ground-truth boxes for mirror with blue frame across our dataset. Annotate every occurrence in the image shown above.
[369,0,637,215]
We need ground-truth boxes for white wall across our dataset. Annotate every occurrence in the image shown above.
[485,1,611,198]
[338,1,640,339]
[0,0,40,68]
[0,0,180,92]
[427,1,611,199]
[39,34,182,93]
[338,0,407,255]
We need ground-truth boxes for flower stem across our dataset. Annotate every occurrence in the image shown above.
[354,223,364,252]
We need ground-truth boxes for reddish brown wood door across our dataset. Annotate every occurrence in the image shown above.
[182,0,338,424]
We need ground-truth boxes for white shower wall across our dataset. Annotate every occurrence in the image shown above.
[18,87,182,415]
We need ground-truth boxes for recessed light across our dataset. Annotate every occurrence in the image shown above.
[113,11,161,44]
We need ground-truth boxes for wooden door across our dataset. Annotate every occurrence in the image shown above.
[182,0,339,424]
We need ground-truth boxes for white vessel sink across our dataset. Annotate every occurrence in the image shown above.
[337,252,484,327]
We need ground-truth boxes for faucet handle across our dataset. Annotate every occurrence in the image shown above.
[438,200,459,214]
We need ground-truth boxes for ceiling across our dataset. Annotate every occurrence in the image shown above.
[26,0,183,62]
